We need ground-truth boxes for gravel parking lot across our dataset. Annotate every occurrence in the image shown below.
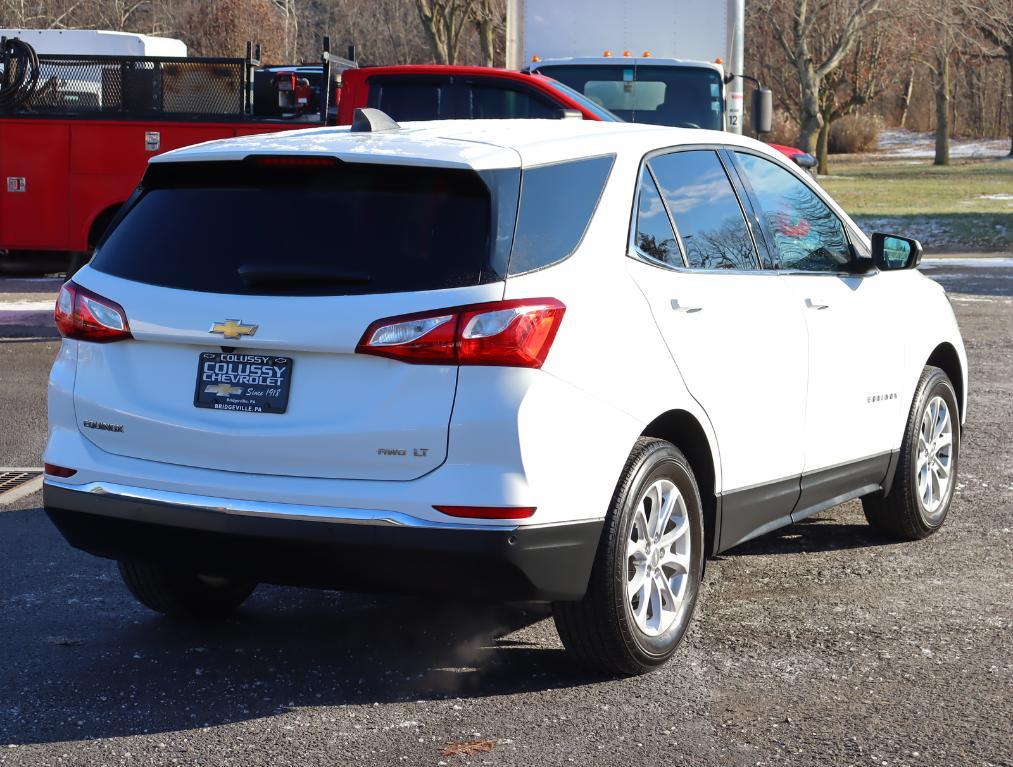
[1,261,1010,767]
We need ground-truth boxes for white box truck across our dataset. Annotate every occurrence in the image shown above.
[506,0,760,135]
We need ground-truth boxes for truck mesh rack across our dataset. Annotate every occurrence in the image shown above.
[4,53,253,118]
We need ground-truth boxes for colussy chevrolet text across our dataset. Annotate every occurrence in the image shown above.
[43,112,967,675]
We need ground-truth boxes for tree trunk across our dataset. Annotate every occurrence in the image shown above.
[476,18,495,67]
[934,55,950,166]
[817,106,831,175]
[899,67,914,128]
[797,68,823,153]
[1008,48,1013,157]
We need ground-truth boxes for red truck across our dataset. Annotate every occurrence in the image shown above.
[338,65,816,170]
[0,38,347,273]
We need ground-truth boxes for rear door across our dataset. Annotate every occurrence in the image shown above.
[73,158,515,481]
[625,148,808,547]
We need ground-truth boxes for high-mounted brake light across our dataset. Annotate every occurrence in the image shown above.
[55,282,132,343]
[357,298,565,368]
[249,155,338,168]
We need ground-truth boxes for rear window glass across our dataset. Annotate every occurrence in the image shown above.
[93,161,512,296]
[508,155,615,275]
[370,82,442,121]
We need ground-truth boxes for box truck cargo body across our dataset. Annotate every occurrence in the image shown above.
[507,0,748,133]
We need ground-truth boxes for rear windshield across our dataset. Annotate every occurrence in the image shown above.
[93,160,512,296]
[535,65,724,130]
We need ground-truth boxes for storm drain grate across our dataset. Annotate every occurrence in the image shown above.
[0,469,43,501]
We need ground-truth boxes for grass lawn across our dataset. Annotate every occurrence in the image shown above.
[818,156,1013,252]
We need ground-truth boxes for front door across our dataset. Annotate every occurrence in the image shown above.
[626,148,809,547]
[732,150,903,514]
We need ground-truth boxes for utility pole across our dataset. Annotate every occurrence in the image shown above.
[727,0,745,134]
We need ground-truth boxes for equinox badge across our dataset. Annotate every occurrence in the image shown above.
[210,319,258,340]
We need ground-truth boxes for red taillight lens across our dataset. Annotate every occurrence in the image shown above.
[44,463,77,478]
[356,298,565,368]
[55,282,132,343]
[433,505,536,520]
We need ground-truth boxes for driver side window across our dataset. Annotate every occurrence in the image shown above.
[735,152,851,272]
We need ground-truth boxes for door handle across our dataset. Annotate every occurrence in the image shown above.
[670,299,703,313]
[805,298,830,310]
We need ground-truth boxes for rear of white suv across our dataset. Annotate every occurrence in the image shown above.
[44,124,624,613]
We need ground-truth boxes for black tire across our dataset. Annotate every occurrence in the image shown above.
[862,366,960,540]
[118,560,256,619]
[553,438,705,676]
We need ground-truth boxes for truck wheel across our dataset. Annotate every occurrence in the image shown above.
[118,560,256,619]
[553,438,704,676]
[862,366,960,540]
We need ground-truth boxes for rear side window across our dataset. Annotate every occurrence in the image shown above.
[468,84,558,119]
[369,81,442,121]
[648,151,758,270]
[508,155,614,275]
[93,161,510,296]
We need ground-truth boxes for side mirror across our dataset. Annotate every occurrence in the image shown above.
[872,233,923,271]
[792,152,817,170]
[751,88,773,134]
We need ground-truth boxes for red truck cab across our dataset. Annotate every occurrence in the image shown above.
[337,65,618,124]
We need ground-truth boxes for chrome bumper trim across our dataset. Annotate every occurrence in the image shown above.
[43,480,520,532]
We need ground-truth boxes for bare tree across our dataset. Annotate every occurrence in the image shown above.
[414,0,474,64]
[767,0,883,153]
[966,0,1013,156]
[469,0,503,67]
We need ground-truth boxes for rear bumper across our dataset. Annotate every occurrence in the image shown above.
[43,482,603,602]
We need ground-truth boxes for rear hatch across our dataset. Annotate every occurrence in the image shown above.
[73,157,518,481]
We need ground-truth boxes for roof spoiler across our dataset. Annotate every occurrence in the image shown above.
[350,108,400,133]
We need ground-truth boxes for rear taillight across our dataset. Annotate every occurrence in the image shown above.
[55,282,132,343]
[357,298,565,368]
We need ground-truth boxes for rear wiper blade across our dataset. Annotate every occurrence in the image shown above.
[237,264,372,286]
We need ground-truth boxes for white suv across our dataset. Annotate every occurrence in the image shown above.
[44,113,967,675]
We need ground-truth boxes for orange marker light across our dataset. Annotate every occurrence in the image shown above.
[714,57,724,65]
[603,50,612,57]
[643,51,651,57]
[531,55,541,62]
[622,50,631,57]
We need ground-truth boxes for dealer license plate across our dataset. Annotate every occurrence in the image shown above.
[193,352,293,414]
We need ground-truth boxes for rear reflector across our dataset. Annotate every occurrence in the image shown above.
[357,298,565,368]
[434,505,536,520]
[44,463,77,478]
[55,282,132,343]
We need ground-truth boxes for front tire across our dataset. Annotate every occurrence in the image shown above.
[553,438,704,676]
[862,366,960,540]
[118,560,256,619]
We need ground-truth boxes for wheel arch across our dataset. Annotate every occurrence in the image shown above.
[641,409,720,558]
[926,342,964,419]
[87,203,123,251]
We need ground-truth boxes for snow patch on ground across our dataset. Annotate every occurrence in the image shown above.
[878,129,1009,159]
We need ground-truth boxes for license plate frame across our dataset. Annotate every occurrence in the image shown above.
[193,352,293,415]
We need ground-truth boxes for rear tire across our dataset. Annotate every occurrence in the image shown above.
[862,366,960,540]
[553,438,704,676]
[118,560,256,619]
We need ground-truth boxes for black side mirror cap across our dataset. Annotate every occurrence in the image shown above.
[751,88,773,134]
[871,232,923,270]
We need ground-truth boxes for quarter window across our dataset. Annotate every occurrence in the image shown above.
[735,152,851,272]
[508,155,614,275]
[648,150,758,270]
[634,168,681,266]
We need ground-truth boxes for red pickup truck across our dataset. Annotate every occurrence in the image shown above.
[338,65,816,170]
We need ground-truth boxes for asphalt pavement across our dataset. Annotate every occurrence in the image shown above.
[1,260,1010,766]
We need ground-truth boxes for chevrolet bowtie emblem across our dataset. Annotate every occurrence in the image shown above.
[210,319,258,340]
[204,380,244,395]
[205,383,244,396]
